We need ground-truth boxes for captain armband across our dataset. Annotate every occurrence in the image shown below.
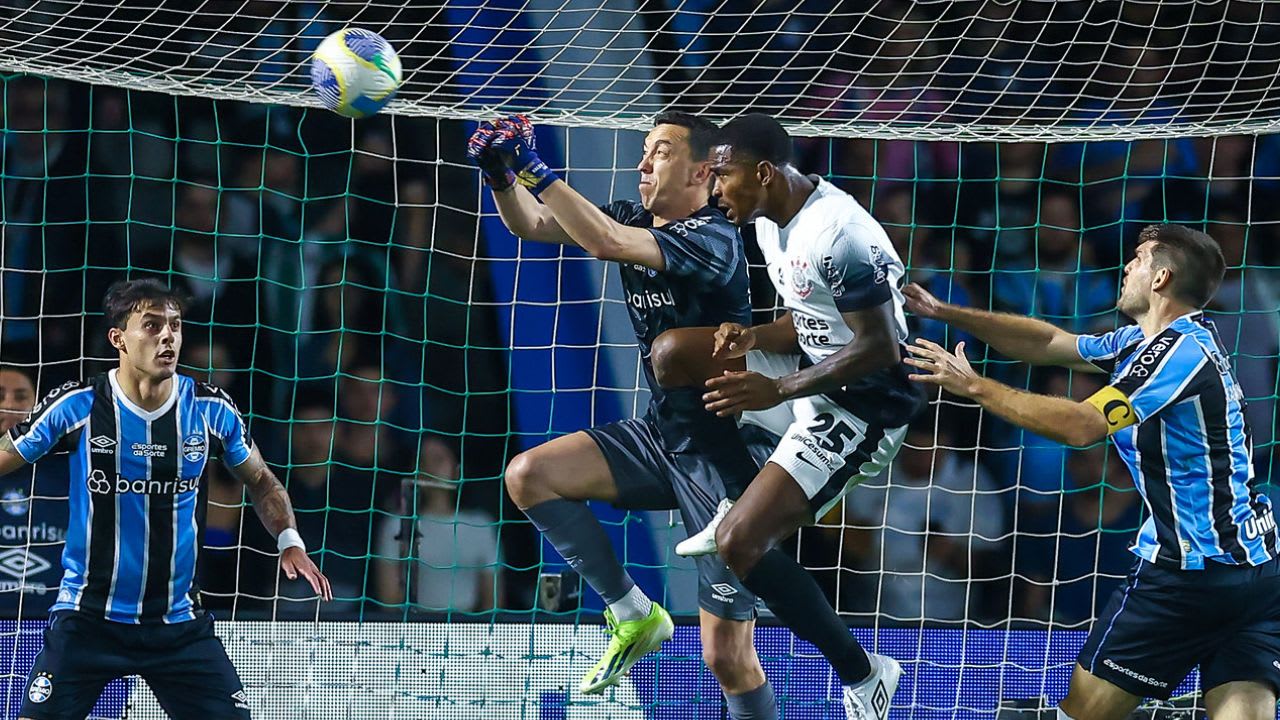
[1085,386,1138,434]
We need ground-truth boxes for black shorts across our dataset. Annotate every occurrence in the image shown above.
[20,611,250,719]
[586,418,775,622]
[1079,557,1280,699]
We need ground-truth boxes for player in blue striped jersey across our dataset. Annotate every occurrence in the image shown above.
[3,279,331,719]
[904,225,1278,719]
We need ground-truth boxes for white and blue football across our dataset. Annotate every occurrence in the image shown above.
[310,28,403,119]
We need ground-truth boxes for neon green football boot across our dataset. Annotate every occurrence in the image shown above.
[578,604,674,695]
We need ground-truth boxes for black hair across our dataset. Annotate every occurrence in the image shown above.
[717,113,793,166]
[653,111,720,160]
[1138,224,1226,309]
[103,278,187,330]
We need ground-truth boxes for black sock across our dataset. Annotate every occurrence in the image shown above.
[741,549,871,685]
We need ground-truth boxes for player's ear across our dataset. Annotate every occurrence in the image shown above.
[691,160,711,187]
[756,160,775,186]
[108,327,126,352]
[1151,266,1172,293]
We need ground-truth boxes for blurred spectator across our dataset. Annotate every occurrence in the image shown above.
[373,437,501,613]
[1004,371,1105,507]
[166,182,258,351]
[992,191,1115,333]
[180,335,246,401]
[842,424,1008,624]
[274,399,385,617]
[336,364,413,479]
[1013,444,1141,627]
[1205,212,1279,478]
[0,366,67,617]
[0,365,36,434]
[956,141,1045,266]
[296,256,394,382]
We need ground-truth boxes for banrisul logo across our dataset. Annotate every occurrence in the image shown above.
[183,434,207,463]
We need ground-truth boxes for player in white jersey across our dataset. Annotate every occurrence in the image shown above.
[650,114,925,720]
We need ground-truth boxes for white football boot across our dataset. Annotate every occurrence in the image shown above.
[841,653,902,720]
[675,498,732,557]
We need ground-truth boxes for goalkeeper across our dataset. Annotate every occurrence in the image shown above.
[904,225,1278,719]
[468,112,779,716]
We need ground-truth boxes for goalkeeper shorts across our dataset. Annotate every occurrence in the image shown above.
[741,350,915,521]
[586,417,775,621]
[1078,555,1280,699]
[20,610,250,719]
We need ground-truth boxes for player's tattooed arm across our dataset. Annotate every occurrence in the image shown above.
[229,444,296,538]
[0,433,30,477]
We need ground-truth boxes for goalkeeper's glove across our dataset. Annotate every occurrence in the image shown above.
[466,121,516,191]
[490,115,559,197]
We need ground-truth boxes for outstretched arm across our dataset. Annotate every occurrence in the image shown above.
[903,283,1098,372]
[226,445,333,600]
[0,435,29,477]
[906,338,1110,447]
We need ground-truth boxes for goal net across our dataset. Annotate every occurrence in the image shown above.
[1,2,1278,718]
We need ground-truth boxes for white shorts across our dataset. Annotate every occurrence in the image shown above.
[741,350,909,521]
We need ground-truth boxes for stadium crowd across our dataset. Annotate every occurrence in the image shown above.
[2,2,1279,630]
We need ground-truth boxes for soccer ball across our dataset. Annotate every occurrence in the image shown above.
[310,28,403,119]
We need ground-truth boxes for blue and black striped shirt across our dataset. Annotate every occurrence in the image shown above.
[8,371,252,623]
[1078,313,1275,569]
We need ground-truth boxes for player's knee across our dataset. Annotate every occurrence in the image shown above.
[703,641,755,691]
[504,451,554,509]
[716,520,763,579]
[702,625,761,693]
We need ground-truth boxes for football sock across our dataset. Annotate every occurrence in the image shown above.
[742,548,872,685]
[607,584,654,623]
[725,680,777,720]
[525,498,640,613]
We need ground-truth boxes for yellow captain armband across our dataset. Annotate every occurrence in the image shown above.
[1086,386,1138,434]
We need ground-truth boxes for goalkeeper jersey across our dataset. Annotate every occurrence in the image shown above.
[8,371,253,623]
[1078,313,1276,570]
[600,200,751,445]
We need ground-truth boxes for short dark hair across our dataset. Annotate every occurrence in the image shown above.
[717,113,793,166]
[1139,224,1225,309]
[653,111,720,160]
[103,278,187,329]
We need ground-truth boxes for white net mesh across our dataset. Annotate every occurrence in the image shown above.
[3,0,1280,140]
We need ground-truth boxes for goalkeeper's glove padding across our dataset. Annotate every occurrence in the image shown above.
[490,116,559,197]
[466,121,516,191]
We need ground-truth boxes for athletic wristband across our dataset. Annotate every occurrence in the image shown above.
[277,527,306,553]
[515,158,559,197]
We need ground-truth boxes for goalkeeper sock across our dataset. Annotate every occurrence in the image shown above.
[608,585,653,623]
[1056,709,1077,720]
[525,498,640,612]
[725,680,777,720]
[741,549,871,685]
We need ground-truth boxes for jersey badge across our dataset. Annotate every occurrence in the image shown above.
[791,258,813,299]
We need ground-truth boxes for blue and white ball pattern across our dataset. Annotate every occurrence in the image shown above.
[310,28,403,119]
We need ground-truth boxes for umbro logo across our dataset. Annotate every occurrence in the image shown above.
[710,581,738,604]
[89,435,116,455]
[0,547,52,580]
[872,681,889,717]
